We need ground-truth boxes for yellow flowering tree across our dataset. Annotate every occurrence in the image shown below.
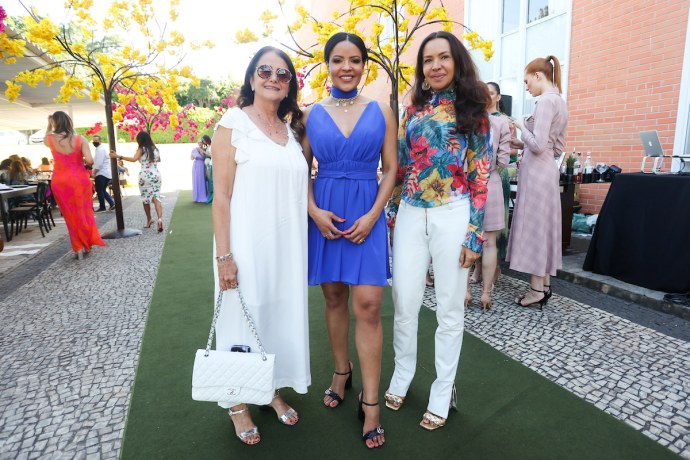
[250,0,493,114]
[1,0,209,234]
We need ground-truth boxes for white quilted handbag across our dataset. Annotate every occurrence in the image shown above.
[192,289,275,405]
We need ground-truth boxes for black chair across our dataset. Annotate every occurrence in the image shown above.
[9,183,49,238]
[41,182,56,229]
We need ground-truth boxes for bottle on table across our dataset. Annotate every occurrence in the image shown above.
[583,152,593,183]
[574,152,583,183]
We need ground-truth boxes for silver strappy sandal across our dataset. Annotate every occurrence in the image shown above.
[228,406,260,445]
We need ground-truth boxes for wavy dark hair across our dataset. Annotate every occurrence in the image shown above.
[236,46,304,141]
[135,131,158,163]
[411,31,489,135]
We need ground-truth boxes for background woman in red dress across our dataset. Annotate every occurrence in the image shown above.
[44,111,105,259]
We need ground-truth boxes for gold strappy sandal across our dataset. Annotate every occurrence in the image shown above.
[420,410,446,431]
[383,391,405,411]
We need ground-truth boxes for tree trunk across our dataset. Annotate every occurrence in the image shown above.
[105,92,125,231]
[390,79,400,126]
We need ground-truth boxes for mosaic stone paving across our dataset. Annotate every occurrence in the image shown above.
[0,194,177,460]
[423,276,690,458]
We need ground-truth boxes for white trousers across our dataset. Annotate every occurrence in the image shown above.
[388,199,470,418]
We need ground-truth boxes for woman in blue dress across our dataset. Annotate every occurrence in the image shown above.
[300,32,397,449]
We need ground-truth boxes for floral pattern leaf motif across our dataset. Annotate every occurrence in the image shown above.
[421,111,451,151]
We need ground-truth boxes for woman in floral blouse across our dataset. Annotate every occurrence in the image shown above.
[384,31,491,431]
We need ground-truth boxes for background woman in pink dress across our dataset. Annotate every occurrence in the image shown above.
[465,88,511,310]
[506,55,569,308]
[44,111,105,259]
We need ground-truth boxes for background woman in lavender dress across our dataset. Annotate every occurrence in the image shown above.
[301,32,397,449]
[191,137,209,202]
[507,55,568,307]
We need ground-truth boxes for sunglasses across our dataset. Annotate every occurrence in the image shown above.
[256,64,292,84]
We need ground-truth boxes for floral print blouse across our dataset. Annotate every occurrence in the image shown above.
[387,88,492,253]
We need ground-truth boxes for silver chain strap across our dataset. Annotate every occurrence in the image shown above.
[204,289,268,361]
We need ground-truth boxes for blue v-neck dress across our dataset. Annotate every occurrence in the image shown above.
[306,101,391,286]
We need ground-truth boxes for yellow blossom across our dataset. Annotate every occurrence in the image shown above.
[0,34,26,58]
[57,77,86,103]
[4,81,22,102]
[89,86,100,101]
[25,18,60,44]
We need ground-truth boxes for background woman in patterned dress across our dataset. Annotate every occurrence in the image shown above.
[111,131,164,232]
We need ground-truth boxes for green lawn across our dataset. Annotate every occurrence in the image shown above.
[120,191,678,459]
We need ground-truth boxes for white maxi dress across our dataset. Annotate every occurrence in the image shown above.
[213,107,310,408]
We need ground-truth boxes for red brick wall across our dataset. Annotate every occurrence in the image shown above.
[568,0,689,213]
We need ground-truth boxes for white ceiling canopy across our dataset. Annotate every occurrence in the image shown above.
[0,26,106,131]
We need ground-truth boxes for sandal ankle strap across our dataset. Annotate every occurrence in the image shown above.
[530,287,544,293]
[361,399,379,407]
[229,407,248,417]
[334,361,352,376]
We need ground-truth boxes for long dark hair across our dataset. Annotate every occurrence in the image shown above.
[237,46,304,141]
[51,111,75,137]
[135,131,157,163]
[411,31,489,135]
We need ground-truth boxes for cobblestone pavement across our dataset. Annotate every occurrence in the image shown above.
[2,185,688,458]
[423,276,690,458]
[0,192,178,459]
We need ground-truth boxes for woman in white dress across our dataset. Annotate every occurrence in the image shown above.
[211,46,310,445]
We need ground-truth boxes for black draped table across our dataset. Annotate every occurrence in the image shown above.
[583,173,690,293]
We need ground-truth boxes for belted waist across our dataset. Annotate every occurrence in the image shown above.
[317,169,377,180]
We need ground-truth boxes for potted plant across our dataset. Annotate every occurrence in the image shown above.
[565,154,576,176]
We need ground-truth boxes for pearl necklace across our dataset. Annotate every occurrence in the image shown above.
[331,87,358,113]
[333,95,358,112]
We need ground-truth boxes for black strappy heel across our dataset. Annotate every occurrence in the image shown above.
[544,284,552,303]
[358,393,385,449]
[323,361,352,408]
[515,287,547,310]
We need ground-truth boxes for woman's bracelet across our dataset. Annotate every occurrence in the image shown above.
[215,253,234,263]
